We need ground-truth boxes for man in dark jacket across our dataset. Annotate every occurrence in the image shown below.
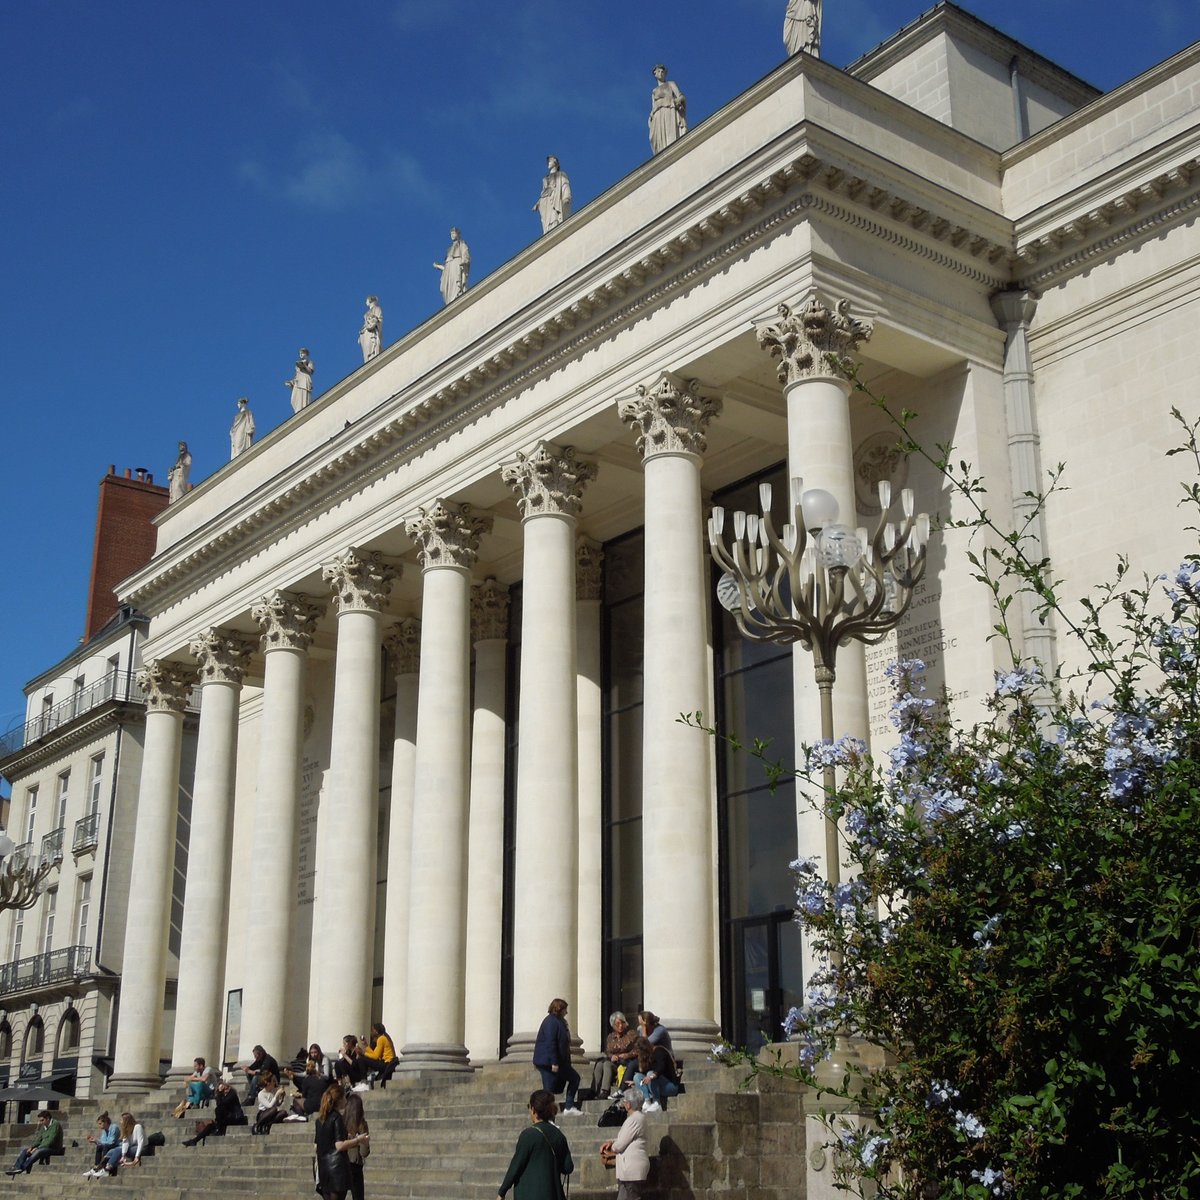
[241,1045,280,1104]
[532,998,583,1116]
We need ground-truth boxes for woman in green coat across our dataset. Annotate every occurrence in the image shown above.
[497,1090,575,1200]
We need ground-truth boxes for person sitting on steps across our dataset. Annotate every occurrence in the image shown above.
[183,1080,246,1146]
[359,1022,397,1086]
[252,1071,289,1134]
[240,1044,280,1104]
[6,1110,62,1175]
[84,1112,119,1171]
[590,1011,639,1098]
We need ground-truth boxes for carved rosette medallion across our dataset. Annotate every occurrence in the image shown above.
[617,371,722,461]
[471,577,510,643]
[501,442,597,519]
[756,295,873,385]
[576,537,604,601]
[188,629,255,686]
[384,617,422,676]
[405,500,492,570]
[252,590,325,652]
[322,548,400,615]
[137,659,194,713]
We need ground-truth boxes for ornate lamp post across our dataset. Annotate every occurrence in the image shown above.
[708,476,930,884]
[0,832,60,913]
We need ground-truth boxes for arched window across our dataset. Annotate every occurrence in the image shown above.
[56,1009,80,1056]
[21,1016,44,1066]
[0,1022,11,1061]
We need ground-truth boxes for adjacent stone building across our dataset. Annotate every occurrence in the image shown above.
[8,3,1199,1089]
[0,467,197,1098]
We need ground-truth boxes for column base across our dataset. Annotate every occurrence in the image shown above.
[502,1031,536,1061]
[106,1072,166,1094]
[659,1017,721,1059]
[397,1043,472,1072]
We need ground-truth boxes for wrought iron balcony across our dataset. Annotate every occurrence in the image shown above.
[39,828,64,864]
[11,843,32,870]
[0,945,92,998]
[72,813,100,856]
[0,671,201,759]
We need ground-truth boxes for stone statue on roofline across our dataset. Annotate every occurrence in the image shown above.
[230,396,255,459]
[784,0,821,57]
[285,347,314,413]
[434,227,471,305]
[648,64,687,154]
[534,156,573,234]
[168,441,192,502]
[359,295,383,362]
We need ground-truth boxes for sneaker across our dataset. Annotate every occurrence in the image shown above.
[643,1100,662,1113]
[283,1114,306,1122]
[560,1106,584,1117]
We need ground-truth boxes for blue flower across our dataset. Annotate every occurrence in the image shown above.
[994,665,1042,696]
[954,1109,986,1139]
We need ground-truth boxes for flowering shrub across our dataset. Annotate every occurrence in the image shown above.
[707,410,1200,1199]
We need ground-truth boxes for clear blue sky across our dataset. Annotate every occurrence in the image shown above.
[1,0,1195,761]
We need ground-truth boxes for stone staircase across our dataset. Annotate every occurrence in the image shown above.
[0,1060,807,1199]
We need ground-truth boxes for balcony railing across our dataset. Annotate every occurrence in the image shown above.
[72,813,100,855]
[0,670,201,758]
[12,843,32,870]
[39,828,64,864]
[0,946,92,998]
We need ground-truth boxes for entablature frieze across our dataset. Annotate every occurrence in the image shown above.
[122,134,1021,622]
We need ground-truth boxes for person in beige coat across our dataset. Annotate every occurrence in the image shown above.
[602,1090,650,1199]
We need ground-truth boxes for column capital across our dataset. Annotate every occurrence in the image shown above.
[618,371,722,461]
[252,590,325,652]
[188,629,255,686]
[323,549,401,615]
[501,442,597,518]
[576,537,604,601]
[405,500,492,570]
[756,295,873,385]
[137,660,193,713]
[384,618,422,675]
[990,288,1039,330]
[471,577,510,642]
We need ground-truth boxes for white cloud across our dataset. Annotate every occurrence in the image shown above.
[239,132,436,213]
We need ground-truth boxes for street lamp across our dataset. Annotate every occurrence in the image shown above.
[0,831,60,913]
[707,476,930,885]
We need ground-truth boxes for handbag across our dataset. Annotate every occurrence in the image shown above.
[597,1099,627,1128]
[600,1145,616,1169]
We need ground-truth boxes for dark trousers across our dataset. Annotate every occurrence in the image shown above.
[538,1064,581,1110]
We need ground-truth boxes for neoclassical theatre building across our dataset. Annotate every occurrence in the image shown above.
[26,4,1198,1088]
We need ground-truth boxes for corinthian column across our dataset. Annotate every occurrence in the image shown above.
[464,578,510,1061]
[243,590,324,1059]
[575,538,603,1054]
[757,295,873,982]
[111,659,193,1090]
[401,501,492,1071]
[502,444,596,1057]
[382,618,420,1048]
[170,630,254,1078]
[313,549,399,1046]
[618,371,722,1054]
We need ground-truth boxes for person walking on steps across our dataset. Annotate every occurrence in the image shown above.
[533,998,583,1117]
[498,1089,575,1200]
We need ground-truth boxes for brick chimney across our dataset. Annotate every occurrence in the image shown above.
[83,465,169,640]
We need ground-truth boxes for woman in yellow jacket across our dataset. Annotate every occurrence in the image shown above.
[360,1023,396,1084]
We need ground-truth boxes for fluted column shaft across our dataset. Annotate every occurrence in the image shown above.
[574,540,604,1055]
[382,619,420,1048]
[464,579,510,1061]
[242,591,323,1059]
[620,374,721,1054]
[111,661,192,1089]
[503,444,596,1055]
[992,290,1057,675]
[169,632,252,1075]
[314,550,398,1046]
[402,501,491,1071]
